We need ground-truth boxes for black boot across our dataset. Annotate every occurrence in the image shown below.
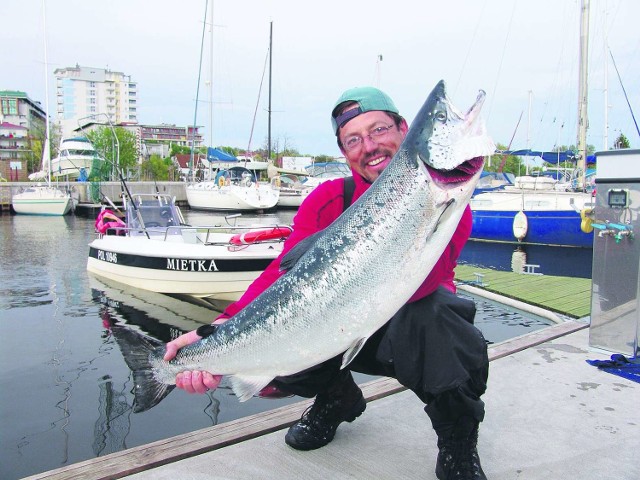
[435,417,487,480]
[285,371,366,451]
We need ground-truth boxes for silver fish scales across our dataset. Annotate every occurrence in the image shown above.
[132,80,495,412]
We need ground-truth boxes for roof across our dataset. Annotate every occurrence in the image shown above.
[0,90,28,98]
[174,154,205,169]
[0,121,28,130]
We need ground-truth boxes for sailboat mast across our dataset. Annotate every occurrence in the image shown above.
[603,4,609,150]
[267,21,273,161]
[190,0,209,182]
[42,0,51,184]
[576,0,590,189]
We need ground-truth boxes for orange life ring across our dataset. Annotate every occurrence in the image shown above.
[230,226,292,245]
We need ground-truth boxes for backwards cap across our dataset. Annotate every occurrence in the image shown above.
[331,86,399,135]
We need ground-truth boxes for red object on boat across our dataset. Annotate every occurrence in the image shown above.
[229,226,291,245]
[95,209,126,234]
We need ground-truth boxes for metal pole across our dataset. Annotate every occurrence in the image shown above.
[268,21,273,162]
[576,0,590,190]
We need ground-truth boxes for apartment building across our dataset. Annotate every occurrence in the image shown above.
[0,91,47,181]
[54,64,138,138]
[76,121,203,164]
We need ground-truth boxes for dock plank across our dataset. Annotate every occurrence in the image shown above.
[455,265,591,318]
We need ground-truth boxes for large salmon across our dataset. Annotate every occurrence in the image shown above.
[131,80,495,412]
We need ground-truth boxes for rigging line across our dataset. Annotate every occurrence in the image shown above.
[609,47,640,138]
[190,0,209,181]
[453,0,488,97]
[247,48,269,154]
[485,1,517,124]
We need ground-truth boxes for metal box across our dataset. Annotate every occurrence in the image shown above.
[589,149,640,356]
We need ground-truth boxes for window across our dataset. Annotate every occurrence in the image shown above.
[1,98,18,115]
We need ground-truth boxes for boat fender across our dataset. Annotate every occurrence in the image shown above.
[218,176,226,187]
[229,227,292,246]
[274,177,281,188]
[512,211,528,241]
[225,178,231,186]
[580,207,594,233]
[196,324,219,338]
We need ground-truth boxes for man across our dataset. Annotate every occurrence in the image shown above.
[165,86,489,480]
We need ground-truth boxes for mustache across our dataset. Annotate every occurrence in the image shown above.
[363,148,392,163]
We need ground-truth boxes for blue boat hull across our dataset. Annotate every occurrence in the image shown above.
[471,209,594,248]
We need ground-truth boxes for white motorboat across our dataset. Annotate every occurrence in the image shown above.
[50,136,101,180]
[185,166,279,211]
[87,192,289,304]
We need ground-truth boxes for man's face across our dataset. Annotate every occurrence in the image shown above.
[338,110,408,183]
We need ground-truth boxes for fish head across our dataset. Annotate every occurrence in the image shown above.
[405,80,495,187]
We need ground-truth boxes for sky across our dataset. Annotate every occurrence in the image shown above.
[3,0,639,159]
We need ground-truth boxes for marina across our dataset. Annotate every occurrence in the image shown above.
[1,208,600,480]
[3,1,639,477]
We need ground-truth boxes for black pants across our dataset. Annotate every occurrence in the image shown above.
[272,287,489,430]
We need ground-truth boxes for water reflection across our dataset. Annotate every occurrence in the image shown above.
[459,240,593,278]
[89,284,230,455]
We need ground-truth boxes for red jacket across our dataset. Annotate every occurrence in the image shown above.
[216,173,472,321]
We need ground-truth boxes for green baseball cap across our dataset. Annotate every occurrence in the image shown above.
[331,86,399,135]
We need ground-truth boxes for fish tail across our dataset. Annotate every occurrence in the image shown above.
[131,360,176,413]
[110,325,175,413]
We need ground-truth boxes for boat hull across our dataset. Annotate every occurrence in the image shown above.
[470,190,595,247]
[12,186,72,216]
[186,182,279,211]
[50,137,101,180]
[50,157,94,180]
[471,209,594,247]
[86,234,280,301]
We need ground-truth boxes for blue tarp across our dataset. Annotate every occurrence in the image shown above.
[207,147,237,162]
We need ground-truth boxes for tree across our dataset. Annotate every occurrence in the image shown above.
[86,126,138,180]
[483,143,525,176]
[614,133,630,149]
[141,154,176,181]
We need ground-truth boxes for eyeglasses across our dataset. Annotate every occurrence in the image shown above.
[342,124,395,151]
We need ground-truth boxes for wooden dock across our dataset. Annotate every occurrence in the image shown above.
[454,264,592,319]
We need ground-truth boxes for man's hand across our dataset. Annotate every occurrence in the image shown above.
[164,328,223,394]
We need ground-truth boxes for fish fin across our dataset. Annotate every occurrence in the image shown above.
[110,325,176,413]
[279,233,321,270]
[132,367,176,414]
[228,375,274,402]
[341,337,369,369]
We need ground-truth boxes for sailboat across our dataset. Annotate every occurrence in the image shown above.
[12,0,72,216]
[185,10,278,212]
[12,138,73,216]
[469,0,595,248]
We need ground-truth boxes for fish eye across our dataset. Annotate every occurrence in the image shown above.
[435,111,447,122]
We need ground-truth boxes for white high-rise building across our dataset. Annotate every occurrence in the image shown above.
[54,64,138,138]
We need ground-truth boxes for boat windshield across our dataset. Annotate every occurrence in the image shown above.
[125,194,182,233]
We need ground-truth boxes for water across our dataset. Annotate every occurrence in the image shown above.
[459,240,593,279]
[0,209,560,479]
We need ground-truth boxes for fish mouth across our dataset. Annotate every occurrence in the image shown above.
[427,156,484,184]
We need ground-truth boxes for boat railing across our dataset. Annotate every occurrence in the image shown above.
[100,223,293,246]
